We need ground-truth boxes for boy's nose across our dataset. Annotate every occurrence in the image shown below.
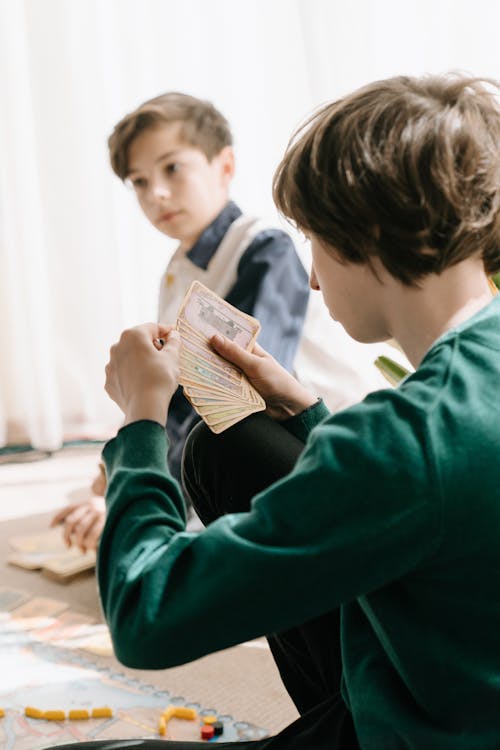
[151,182,171,200]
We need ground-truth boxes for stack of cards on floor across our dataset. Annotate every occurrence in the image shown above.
[8,529,96,582]
[176,281,265,433]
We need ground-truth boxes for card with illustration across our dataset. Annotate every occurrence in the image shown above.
[176,281,265,433]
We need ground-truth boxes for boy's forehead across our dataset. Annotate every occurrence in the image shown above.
[127,121,202,170]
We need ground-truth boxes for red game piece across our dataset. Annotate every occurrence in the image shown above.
[201,724,215,740]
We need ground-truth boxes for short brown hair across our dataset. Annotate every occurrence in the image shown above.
[108,92,233,180]
[273,73,500,285]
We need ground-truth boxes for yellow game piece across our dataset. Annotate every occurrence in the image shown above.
[158,705,197,735]
[0,708,5,718]
[172,706,197,720]
[91,706,113,718]
[43,710,66,721]
[162,705,197,721]
[203,715,218,725]
[25,707,44,719]
[69,709,90,720]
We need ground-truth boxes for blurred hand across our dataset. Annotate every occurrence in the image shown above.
[210,335,318,420]
[105,323,180,426]
[50,496,105,553]
[90,463,106,496]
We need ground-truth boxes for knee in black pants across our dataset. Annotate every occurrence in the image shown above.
[182,412,305,526]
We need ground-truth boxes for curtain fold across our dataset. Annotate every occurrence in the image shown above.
[0,0,62,449]
[1,0,499,449]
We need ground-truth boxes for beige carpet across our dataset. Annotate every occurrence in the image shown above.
[0,445,298,737]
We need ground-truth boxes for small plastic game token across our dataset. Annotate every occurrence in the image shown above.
[213,720,224,735]
[172,706,197,720]
[44,710,66,721]
[69,709,90,720]
[201,724,215,740]
[91,707,113,718]
[25,707,44,719]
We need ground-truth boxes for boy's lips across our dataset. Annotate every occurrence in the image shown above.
[158,210,181,223]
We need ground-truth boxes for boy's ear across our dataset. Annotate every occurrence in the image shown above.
[217,146,235,185]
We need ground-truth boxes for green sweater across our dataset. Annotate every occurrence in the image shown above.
[98,295,500,749]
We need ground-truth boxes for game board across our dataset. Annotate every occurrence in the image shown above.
[0,588,268,748]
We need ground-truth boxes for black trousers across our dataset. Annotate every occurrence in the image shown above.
[46,414,358,750]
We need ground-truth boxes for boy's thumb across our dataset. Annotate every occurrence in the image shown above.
[211,334,252,369]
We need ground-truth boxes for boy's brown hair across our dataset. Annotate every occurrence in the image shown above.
[273,73,500,285]
[109,92,233,180]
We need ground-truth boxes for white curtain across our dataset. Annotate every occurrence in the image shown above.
[1,0,499,450]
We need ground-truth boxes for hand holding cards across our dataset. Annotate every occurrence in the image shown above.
[176,281,265,433]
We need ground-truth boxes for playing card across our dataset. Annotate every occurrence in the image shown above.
[9,596,69,618]
[178,280,260,348]
[0,587,31,612]
[41,549,96,583]
[51,623,110,651]
[179,357,245,396]
[182,375,257,410]
[76,624,114,656]
[8,552,54,570]
[192,403,246,417]
[186,392,240,407]
[180,346,241,384]
[177,322,242,380]
[207,410,257,434]
[33,610,96,642]
[176,281,266,432]
[9,528,67,554]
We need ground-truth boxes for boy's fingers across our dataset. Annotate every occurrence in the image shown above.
[250,341,269,357]
[63,522,75,548]
[50,511,65,527]
[210,334,256,370]
[157,323,176,337]
[51,504,77,526]
[80,517,104,553]
[152,328,180,353]
[162,329,181,353]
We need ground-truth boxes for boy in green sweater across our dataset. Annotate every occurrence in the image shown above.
[53,73,500,749]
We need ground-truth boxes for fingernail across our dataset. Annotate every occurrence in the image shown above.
[212,334,224,346]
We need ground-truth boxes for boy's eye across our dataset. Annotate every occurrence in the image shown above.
[130,177,147,190]
[165,163,180,175]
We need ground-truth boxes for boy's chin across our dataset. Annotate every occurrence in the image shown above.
[338,318,390,345]
[155,225,181,241]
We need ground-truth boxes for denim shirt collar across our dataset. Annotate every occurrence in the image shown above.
[187,201,242,269]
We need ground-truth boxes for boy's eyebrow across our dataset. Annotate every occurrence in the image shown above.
[128,150,183,175]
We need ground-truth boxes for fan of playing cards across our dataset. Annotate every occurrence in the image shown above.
[176,281,266,433]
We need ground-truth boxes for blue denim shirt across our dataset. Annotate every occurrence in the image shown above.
[167,201,310,482]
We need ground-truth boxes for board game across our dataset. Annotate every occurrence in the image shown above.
[0,587,268,747]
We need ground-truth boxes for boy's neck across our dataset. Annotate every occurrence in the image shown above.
[179,198,231,253]
[385,259,493,369]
